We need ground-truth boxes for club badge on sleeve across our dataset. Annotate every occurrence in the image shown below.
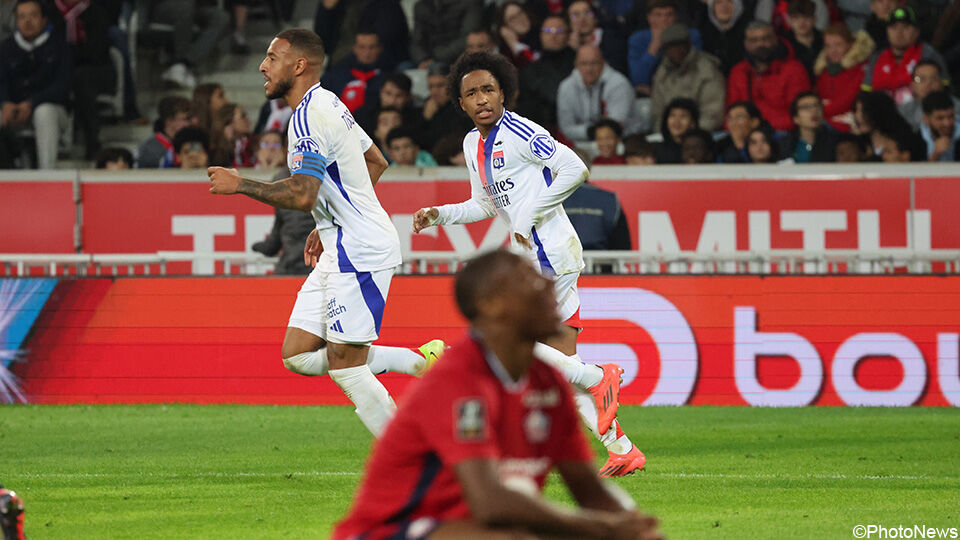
[455,398,488,441]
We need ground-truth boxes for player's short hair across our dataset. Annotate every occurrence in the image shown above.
[275,28,325,64]
[94,147,133,169]
[922,89,955,115]
[455,250,527,321]
[448,51,519,110]
[173,126,210,154]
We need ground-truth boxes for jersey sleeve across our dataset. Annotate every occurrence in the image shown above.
[513,123,589,238]
[417,375,500,467]
[357,124,374,153]
[289,104,331,180]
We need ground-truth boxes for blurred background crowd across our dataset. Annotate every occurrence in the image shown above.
[1,0,959,173]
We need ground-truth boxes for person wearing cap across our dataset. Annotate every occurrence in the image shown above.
[862,6,949,105]
[626,0,702,93]
[650,23,726,132]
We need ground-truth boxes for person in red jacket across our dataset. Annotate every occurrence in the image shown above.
[861,6,950,105]
[815,24,875,131]
[726,20,811,131]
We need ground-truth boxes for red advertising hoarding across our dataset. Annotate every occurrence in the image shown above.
[0,178,75,253]
[14,276,960,407]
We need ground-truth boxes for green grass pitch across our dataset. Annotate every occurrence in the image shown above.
[2,405,958,539]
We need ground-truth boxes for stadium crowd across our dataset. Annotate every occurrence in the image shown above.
[1,0,960,171]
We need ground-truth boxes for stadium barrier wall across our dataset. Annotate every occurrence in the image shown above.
[2,164,960,274]
[5,275,959,407]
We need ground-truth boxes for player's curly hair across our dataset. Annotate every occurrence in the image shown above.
[447,51,519,111]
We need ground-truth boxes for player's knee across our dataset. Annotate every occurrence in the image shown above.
[281,353,305,374]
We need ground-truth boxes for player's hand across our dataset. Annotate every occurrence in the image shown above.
[207,167,241,195]
[514,232,533,250]
[304,228,322,267]
[932,136,951,159]
[413,208,439,233]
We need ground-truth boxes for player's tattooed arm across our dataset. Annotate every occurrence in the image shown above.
[208,166,319,211]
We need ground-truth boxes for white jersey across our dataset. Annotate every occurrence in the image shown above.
[287,83,402,273]
[434,110,588,275]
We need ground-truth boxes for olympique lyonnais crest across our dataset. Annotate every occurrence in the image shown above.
[455,398,487,441]
[291,153,303,172]
[492,150,505,169]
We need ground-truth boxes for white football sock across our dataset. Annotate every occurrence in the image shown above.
[329,365,397,437]
[533,343,604,389]
[283,346,424,377]
[574,389,633,455]
[367,345,425,375]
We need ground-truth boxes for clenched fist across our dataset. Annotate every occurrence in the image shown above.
[413,207,439,233]
[208,167,242,194]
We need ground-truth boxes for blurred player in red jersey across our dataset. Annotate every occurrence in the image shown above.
[332,250,661,540]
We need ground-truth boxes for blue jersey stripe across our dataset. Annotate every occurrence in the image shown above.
[541,166,553,187]
[504,112,535,136]
[531,226,556,277]
[356,271,385,335]
[502,122,530,141]
[327,161,362,215]
[482,124,501,188]
[336,226,357,272]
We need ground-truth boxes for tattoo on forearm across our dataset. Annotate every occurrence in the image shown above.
[237,175,317,210]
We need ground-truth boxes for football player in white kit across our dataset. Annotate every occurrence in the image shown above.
[208,29,443,437]
[413,52,646,476]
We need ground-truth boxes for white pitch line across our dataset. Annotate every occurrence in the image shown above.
[5,471,956,482]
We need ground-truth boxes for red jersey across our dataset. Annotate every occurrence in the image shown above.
[332,334,593,540]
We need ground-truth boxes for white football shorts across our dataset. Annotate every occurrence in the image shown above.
[288,266,397,345]
[553,271,580,324]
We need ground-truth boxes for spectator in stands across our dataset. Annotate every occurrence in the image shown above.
[146,0,229,89]
[210,103,253,168]
[566,0,629,75]
[411,0,482,68]
[465,28,498,55]
[783,0,823,80]
[816,24,874,132]
[877,124,925,162]
[557,44,644,142]
[420,62,472,152]
[51,0,114,160]
[254,98,292,134]
[864,0,895,50]
[727,21,811,131]
[651,23,725,132]
[358,72,421,136]
[932,0,960,84]
[173,125,210,169]
[680,128,717,163]
[747,127,781,162]
[95,147,133,169]
[0,0,72,169]
[321,30,385,114]
[897,60,959,130]
[252,188,315,276]
[562,181,632,251]
[314,0,410,72]
[193,83,227,135]
[701,0,750,74]
[589,119,626,164]
[863,7,949,105]
[627,0,703,92]
[852,90,905,158]
[623,134,657,164]
[386,126,437,167]
[136,95,193,169]
[716,101,765,162]
[754,0,829,33]
[431,133,466,166]
[518,14,575,129]
[654,97,699,163]
[229,0,253,54]
[834,132,869,162]
[920,89,960,161]
[496,1,540,68]
[0,0,13,43]
[779,91,839,161]
[373,108,401,153]
[254,130,286,169]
